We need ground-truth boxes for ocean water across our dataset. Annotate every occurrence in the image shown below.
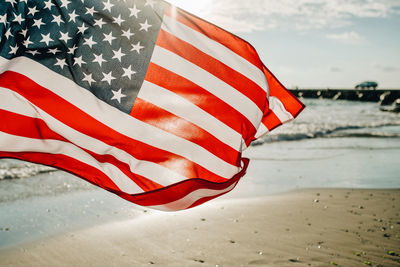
[234,99,400,197]
[1,99,400,247]
[254,98,400,144]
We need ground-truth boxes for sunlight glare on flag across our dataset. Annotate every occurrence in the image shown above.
[167,0,211,16]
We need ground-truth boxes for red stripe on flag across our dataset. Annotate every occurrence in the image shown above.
[261,110,282,132]
[0,71,224,182]
[0,151,248,209]
[0,151,120,191]
[0,108,67,142]
[144,63,257,144]
[156,29,267,111]
[165,6,263,70]
[114,158,249,208]
[0,105,249,208]
[131,97,241,167]
[262,65,305,118]
[0,109,164,191]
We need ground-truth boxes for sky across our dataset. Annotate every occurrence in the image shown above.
[167,0,400,89]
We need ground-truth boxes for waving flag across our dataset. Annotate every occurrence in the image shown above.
[0,0,304,211]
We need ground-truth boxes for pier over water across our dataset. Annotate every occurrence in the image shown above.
[289,88,400,105]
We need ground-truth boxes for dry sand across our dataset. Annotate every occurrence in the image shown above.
[0,188,399,267]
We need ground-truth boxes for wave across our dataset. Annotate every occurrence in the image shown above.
[0,122,398,179]
[328,132,400,138]
[252,123,400,146]
[0,164,57,180]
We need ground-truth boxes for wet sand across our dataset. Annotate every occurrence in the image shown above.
[0,188,399,267]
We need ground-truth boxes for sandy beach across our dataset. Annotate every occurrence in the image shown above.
[0,188,399,267]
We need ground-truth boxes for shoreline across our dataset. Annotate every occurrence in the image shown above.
[1,188,399,266]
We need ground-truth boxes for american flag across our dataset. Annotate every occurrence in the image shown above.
[0,0,304,211]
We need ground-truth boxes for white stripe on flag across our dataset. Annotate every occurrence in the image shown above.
[269,96,294,123]
[255,123,269,139]
[150,46,263,128]
[0,56,239,179]
[138,80,244,152]
[0,131,144,194]
[162,14,269,95]
[0,87,187,187]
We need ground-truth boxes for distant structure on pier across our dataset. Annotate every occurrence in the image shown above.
[355,81,378,90]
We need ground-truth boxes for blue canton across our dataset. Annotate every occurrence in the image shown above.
[0,0,166,113]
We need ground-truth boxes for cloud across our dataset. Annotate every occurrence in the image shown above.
[330,67,343,72]
[326,31,365,44]
[373,64,399,72]
[169,0,400,33]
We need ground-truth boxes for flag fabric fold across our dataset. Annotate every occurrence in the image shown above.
[0,0,304,211]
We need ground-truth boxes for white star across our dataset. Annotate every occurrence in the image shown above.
[26,49,41,56]
[48,47,60,54]
[129,5,140,18]
[73,56,85,67]
[13,13,24,24]
[77,23,88,34]
[83,36,97,48]
[113,15,124,26]
[93,18,106,29]
[131,41,144,53]
[20,28,28,37]
[92,53,106,67]
[122,66,136,80]
[23,36,33,47]
[54,58,67,69]
[101,71,115,85]
[139,19,151,32]
[85,6,96,16]
[40,33,53,46]
[5,28,12,39]
[51,14,63,26]
[144,0,154,8]
[5,0,17,5]
[112,48,125,61]
[0,14,7,25]
[69,10,78,22]
[121,29,134,39]
[27,6,39,16]
[111,88,126,103]
[44,0,54,10]
[9,44,19,55]
[32,18,45,29]
[59,31,72,43]
[103,0,114,12]
[68,45,77,55]
[82,73,95,86]
[103,31,116,45]
[60,0,70,8]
